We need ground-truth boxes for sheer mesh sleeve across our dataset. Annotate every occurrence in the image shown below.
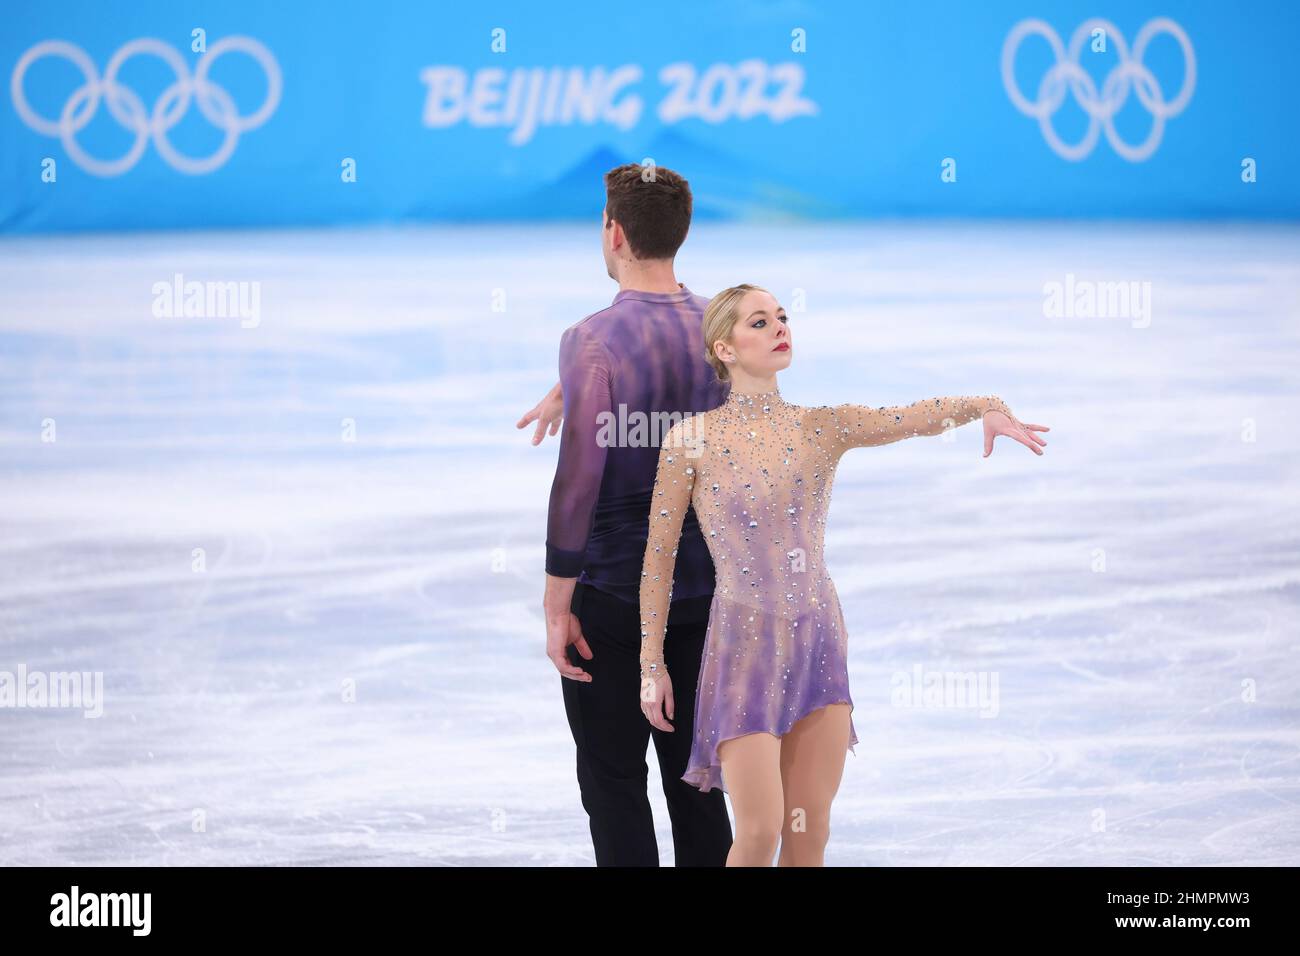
[809,394,1017,453]
[638,419,699,676]
[545,324,614,577]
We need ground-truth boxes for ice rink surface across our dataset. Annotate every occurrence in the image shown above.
[1,221,1297,865]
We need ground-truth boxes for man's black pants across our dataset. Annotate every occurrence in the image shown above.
[561,581,732,866]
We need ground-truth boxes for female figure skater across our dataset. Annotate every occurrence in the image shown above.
[637,284,1048,866]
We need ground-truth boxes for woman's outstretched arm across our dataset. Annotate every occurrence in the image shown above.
[809,394,1046,455]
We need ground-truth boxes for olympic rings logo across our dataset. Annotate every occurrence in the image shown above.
[10,36,281,176]
[1001,17,1195,162]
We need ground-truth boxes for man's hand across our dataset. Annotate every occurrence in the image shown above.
[518,381,563,446]
[983,409,1049,457]
[544,574,593,681]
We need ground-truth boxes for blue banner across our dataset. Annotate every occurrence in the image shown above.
[3,0,1297,232]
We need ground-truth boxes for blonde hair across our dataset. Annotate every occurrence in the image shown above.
[702,283,769,383]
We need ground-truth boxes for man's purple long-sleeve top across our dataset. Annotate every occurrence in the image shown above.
[546,285,730,618]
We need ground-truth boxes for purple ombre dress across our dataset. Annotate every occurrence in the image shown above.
[640,386,1016,793]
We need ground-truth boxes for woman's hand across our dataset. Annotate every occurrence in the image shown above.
[640,670,675,732]
[983,409,1049,457]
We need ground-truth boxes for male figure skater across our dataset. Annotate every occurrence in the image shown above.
[517,163,733,866]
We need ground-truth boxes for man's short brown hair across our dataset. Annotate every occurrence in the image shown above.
[603,163,692,260]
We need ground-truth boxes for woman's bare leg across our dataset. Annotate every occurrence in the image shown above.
[717,733,784,866]
[777,703,852,867]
